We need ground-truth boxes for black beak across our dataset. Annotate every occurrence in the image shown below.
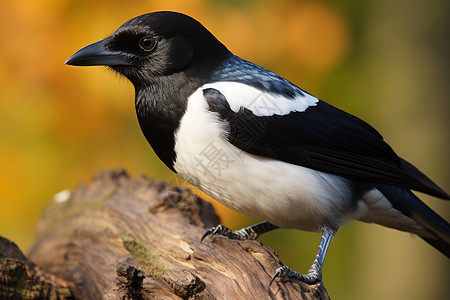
[65,39,130,66]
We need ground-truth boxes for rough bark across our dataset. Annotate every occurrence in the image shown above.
[0,237,72,299]
[4,169,330,299]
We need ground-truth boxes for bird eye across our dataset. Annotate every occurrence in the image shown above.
[139,36,157,52]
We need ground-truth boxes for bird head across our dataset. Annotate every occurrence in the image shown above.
[65,11,229,87]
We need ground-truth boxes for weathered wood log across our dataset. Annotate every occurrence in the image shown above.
[11,169,330,299]
[0,236,72,299]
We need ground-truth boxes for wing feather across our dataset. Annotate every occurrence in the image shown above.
[204,87,449,199]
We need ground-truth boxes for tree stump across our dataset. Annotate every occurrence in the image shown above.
[2,169,330,299]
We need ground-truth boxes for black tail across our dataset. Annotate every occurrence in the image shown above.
[409,196,450,258]
[374,183,450,258]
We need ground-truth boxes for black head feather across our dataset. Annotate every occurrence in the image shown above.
[103,11,229,84]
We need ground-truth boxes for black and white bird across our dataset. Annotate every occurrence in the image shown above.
[66,11,450,284]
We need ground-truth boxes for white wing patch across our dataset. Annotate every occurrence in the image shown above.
[201,81,318,116]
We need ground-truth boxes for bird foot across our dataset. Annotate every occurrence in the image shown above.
[201,224,258,241]
[270,265,322,286]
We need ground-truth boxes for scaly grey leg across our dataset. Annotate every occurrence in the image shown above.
[270,228,336,285]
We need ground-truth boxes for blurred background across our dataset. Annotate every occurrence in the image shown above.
[0,0,448,299]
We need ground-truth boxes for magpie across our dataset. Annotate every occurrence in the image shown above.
[65,11,450,284]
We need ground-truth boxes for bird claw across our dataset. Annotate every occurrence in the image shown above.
[269,266,290,287]
[201,224,255,241]
[269,265,321,287]
[201,224,233,241]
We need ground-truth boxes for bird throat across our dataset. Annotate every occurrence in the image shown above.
[134,85,186,172]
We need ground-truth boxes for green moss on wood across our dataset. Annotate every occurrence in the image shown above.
[122,233,167,278]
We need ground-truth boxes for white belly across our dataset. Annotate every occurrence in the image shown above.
[173,88,353,231]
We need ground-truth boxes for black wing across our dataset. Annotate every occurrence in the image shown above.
[204,88,449,199]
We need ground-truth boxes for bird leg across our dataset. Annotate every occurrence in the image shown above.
[201,221,279,241]
[270,228,335,285]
